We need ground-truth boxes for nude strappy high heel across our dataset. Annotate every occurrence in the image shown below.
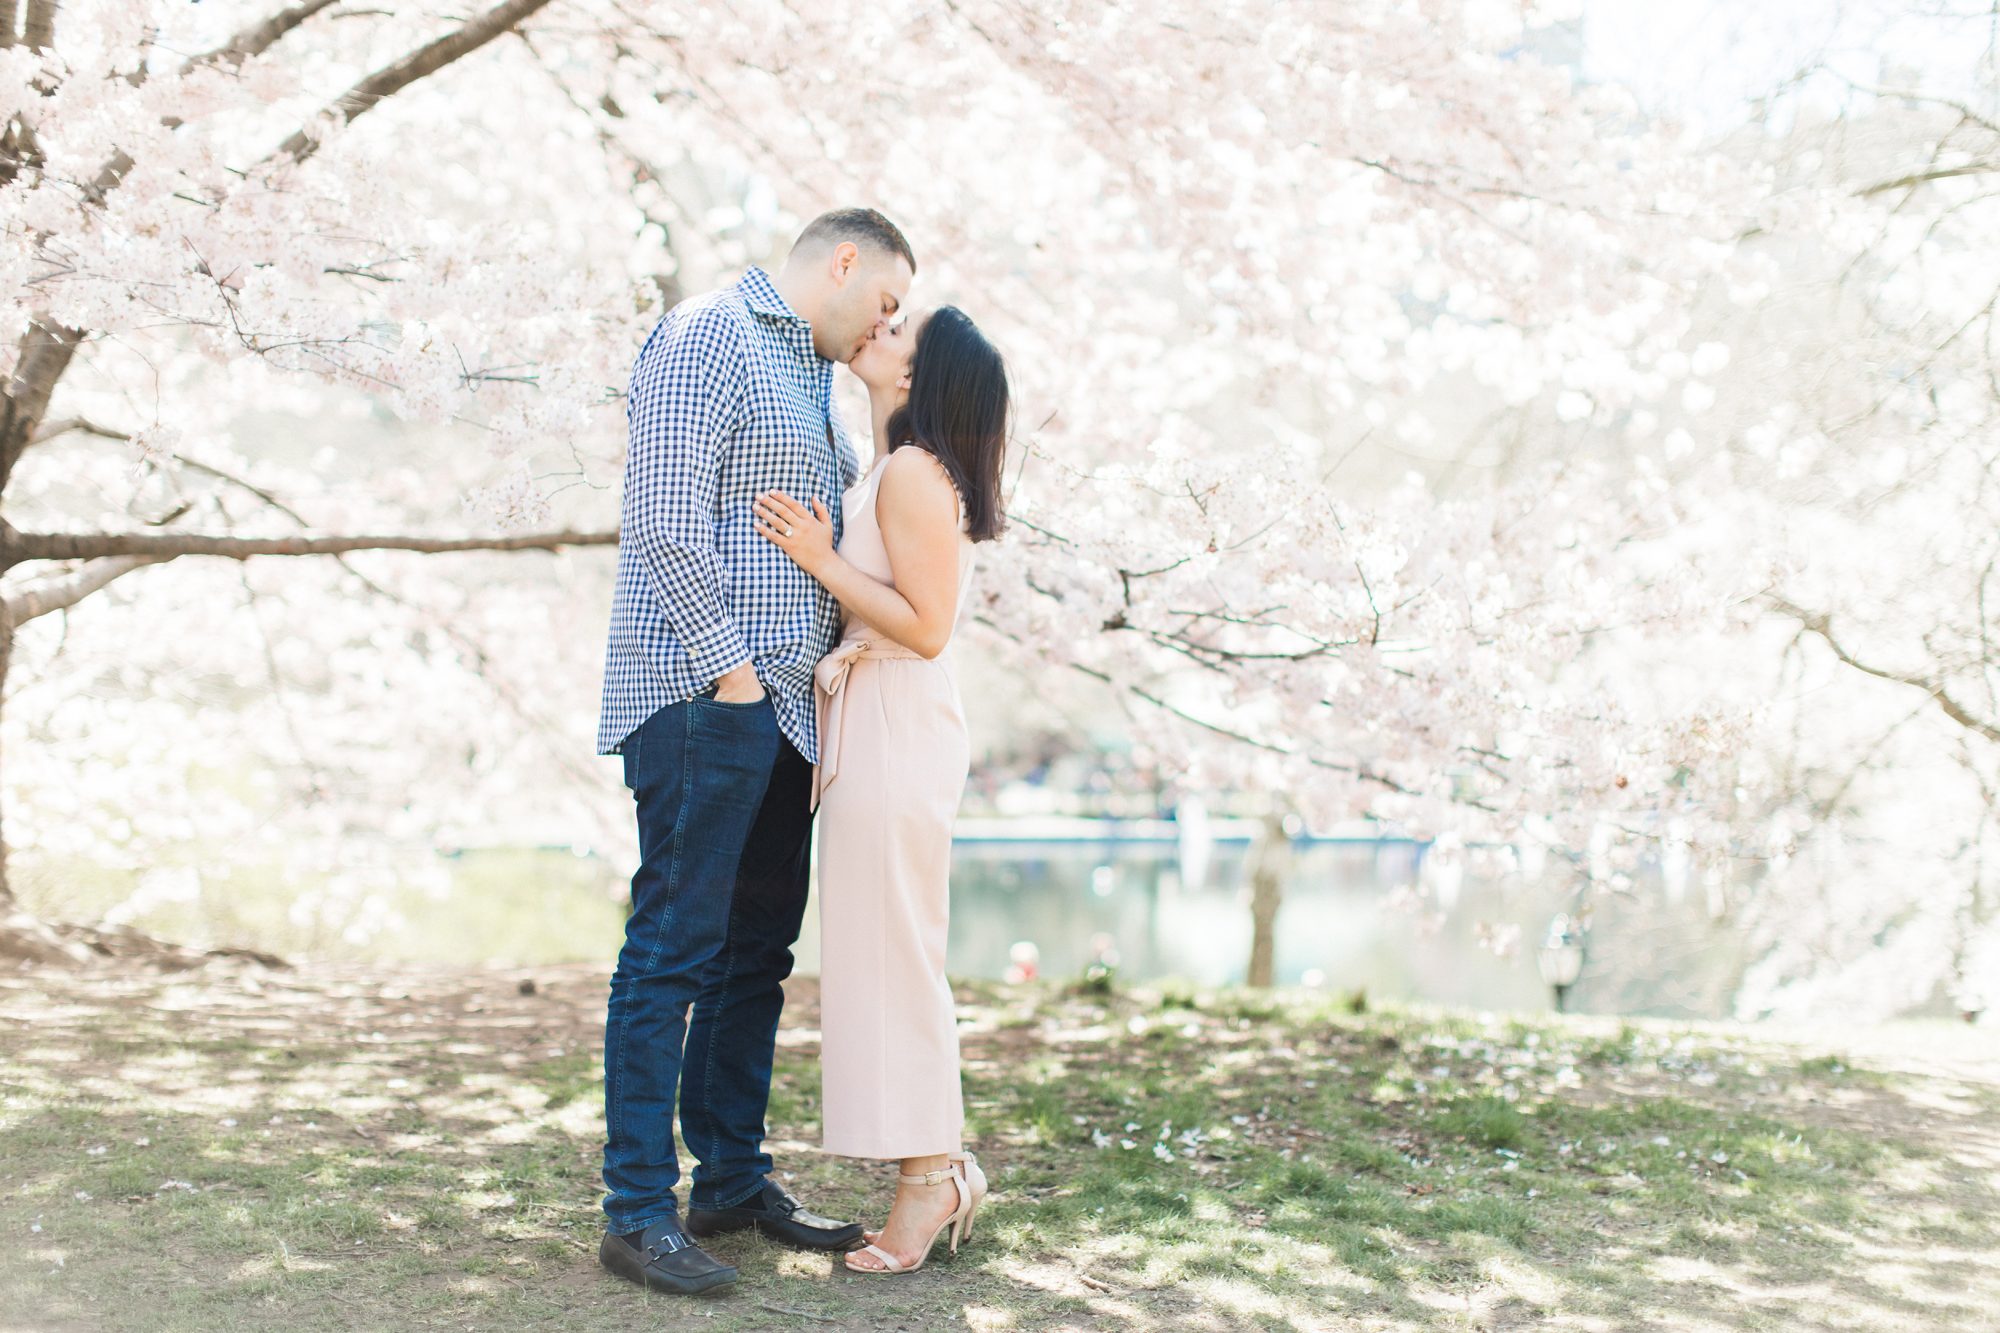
[861,1151,990,1249]
[953,1151,988,1242]
[844,1160,976,1275]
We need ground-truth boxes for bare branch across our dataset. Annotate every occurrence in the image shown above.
[265,0,557,170]
[1812,699,1935,820]
[29,415,127,445]
[165,452,306,521]
[1819,70,2000,139]
[1769,595,2000,745]
[3,525,616,566]
[147,457,617,799]
[968,612,1478,808]
[1859,162,2000,197]
[204,0,344,70]
[1,555,173,627]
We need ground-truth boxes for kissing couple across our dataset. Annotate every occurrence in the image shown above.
[593,207,1009,1293]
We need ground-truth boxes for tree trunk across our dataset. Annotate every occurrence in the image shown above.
[0,611,94,964]
[20,0,55,52]
[1246,804,1291,988]
[1,320,84,493]
[0,611,11,910]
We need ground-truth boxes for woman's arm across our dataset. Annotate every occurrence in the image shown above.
[751,448,962,659]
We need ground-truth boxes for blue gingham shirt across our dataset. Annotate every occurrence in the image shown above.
[597,267,860,761]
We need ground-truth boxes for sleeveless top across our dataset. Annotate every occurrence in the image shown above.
[834,447,977,652]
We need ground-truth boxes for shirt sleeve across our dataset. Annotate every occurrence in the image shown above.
[622,306,752,683]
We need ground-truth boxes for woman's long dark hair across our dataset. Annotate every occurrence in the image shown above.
[882,305,1009,542]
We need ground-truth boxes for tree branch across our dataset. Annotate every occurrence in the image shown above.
[967,612,1474,807]
[36,0,546,479]
[1819,71,2000,139]
[266,0,557,169]
[204,0,344,70]
[123,456,615,802]
[1769,595,2000,745]
[1,556,173,628]
[2,526,617,566]
[0,317,84,491]
[84,0,345,203]
[165,452,307,521]
[20,0,55,51]
[1858,162,2000,197]
[28,415,130,445]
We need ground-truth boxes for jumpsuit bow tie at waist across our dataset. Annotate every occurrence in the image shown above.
[811,637,927,812]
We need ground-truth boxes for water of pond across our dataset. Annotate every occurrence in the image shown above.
[786,838,1749,1020]
[27,834,1745,1018]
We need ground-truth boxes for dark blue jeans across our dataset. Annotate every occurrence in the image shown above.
[601,692,813,1234]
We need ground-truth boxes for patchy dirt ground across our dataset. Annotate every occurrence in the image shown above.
[2,959,1996,1331]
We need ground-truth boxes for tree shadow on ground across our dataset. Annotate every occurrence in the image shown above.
[1,963,1995,1331]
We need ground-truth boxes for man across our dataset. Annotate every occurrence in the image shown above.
[595,208,917,1296]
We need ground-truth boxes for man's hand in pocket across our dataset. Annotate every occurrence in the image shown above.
[713,661,765,704]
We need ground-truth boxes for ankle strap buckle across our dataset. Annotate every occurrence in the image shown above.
[902,1167,952,1187]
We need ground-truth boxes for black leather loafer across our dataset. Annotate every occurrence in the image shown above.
[599,1219,738,1295]
[685,1179,864,1252]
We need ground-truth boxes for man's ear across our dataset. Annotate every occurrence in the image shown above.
[829,240,859,285]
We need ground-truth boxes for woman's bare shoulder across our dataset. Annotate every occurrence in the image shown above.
[878,445,963,527]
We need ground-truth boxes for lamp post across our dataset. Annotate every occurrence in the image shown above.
[1536,912,1586,1013]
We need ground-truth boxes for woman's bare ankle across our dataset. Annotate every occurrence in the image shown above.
[899,1152,950,1179]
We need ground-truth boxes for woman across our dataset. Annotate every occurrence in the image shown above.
[749,304,1009,1275]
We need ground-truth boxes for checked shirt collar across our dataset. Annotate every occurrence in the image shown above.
[740,268,814,352]
[737,266,836,429]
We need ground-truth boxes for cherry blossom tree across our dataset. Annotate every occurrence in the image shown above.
[2,0,1832,977]
[1677,72,2000,1022]
[1,0,627,957]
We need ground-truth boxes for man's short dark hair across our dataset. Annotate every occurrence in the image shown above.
[794,207,917,275]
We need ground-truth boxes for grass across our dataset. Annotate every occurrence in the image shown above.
[1,962,1997,1331]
